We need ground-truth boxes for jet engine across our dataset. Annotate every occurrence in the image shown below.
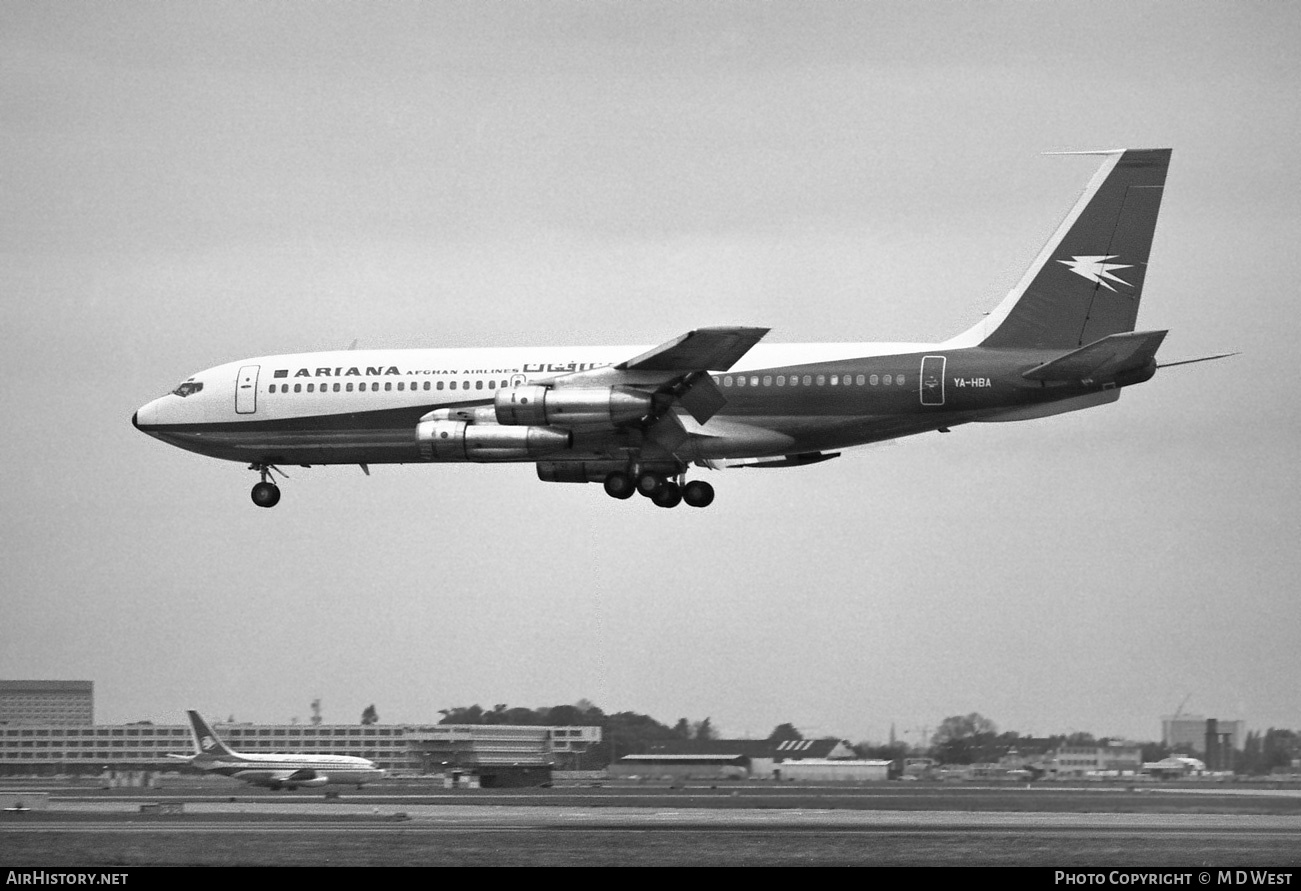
[416,419,571,462]
[285,775,330,789]
[495,385,653,428]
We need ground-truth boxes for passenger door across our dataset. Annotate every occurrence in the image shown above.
[236,365,260,414]
[920,356,946,406]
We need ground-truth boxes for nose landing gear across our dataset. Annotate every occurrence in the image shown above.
[249,464,287,508]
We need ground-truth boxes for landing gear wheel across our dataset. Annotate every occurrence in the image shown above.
[636,471,665,498]
[652,481,682,508]
[603,471,635,500]
[251,481,281,508]
[682,480,715,508]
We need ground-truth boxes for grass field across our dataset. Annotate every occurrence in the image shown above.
[7,827,1301,867]
[4,779,1301,867]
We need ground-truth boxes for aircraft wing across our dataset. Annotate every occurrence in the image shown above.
[280,769,321,782]
[553,327,770,426]
[618,327,770,373]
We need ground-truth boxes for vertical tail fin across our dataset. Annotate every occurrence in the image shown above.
[947,149,1171,349]
[187,710,237,758]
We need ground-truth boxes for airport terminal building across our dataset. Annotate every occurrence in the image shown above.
[0,680,93,726]
[0,719,600,785]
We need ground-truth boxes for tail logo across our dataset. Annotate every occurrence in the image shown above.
[200,735,217,751]
[1057,255,1134,293]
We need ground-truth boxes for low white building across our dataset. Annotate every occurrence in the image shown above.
[775,759,891,783]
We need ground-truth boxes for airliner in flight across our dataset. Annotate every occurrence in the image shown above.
[168,710,386,791]
[134,148,1227,509]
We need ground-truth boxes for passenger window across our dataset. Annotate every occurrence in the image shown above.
[884,374,893,385]
[816,375,825,386]
[294,384,302,393]
[776,375,785,386]
[736,376,745,387]
[475,380,483,390]
[723,376,733,387]
[750,376,759,387]
[384,382,392,391]
[870,374,879,385]
[307,383,314,393]
[372,382,379,391]
[397,382,404,391]
[896,374,905,386]
[488,380,495,389]
[437,381,444,391]
[425,382,431,391]
[762,375,772,386]
[449,381,456,390]
[268,384,276,394]
[802,375,812,385]
[856,374,865,385]
[333,383,340,392]
[830,375,839,385]
[346,383,354,392]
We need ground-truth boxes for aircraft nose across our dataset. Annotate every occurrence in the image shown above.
[133,400,158,431]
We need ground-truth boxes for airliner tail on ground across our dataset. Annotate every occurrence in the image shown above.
[135,149,1231,509]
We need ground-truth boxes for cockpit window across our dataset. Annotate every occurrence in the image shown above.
[171,380,204,398]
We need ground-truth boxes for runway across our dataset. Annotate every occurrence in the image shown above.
[5,782,1301,866]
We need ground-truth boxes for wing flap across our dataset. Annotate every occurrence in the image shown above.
[666,371,728,424]
[730,451,841,469]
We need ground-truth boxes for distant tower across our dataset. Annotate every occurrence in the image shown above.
[310,699,322,726]
[890,723,897,747]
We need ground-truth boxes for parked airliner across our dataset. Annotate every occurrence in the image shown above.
[134,148,1227,509]
[168,710,385,791]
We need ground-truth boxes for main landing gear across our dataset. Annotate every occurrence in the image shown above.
[249,463,285,508]
[603,470,715,509]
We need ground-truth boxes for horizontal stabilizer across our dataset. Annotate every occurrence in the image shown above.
[620,327,769,372]
[730,451,841,469]
[1022,330,1167,382]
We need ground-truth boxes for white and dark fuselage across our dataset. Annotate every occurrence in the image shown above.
[134,149,1186,508]
[193,751,385,789]
[134,341,1128,467]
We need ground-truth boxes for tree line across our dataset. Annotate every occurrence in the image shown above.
[364,702,1300,774]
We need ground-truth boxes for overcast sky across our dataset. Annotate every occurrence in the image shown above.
[3,1,1298,744]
